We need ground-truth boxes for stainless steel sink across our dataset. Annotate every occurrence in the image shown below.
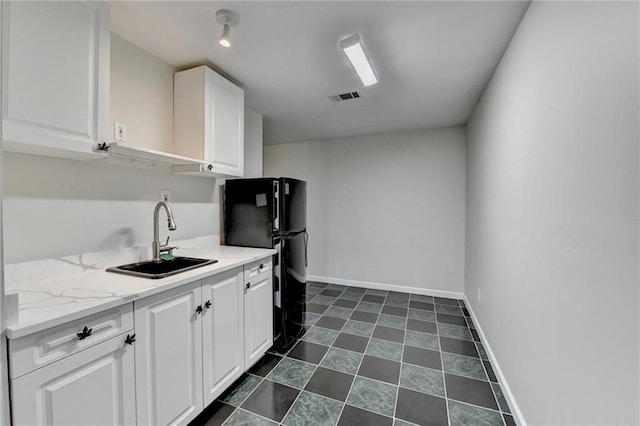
[106,257,218,279]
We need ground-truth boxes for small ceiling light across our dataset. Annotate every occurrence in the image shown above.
[339,33,378,87]
[216,9,239,48]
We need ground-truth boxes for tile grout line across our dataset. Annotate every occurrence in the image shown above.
[468,332,509,425]
[219,370,270,425]
[367,289,401,420]
[392,291,408,423]
[445,398,507,416]
[222,323,302,424]
[334,288,392,423]
[271,284,331,426]
[328,287,367,425]
[224,283,503,426]
[436,308,452,426]
[221,372,265,407]
[280,286,356,425]
[275,336,324,423]
[271,300,325,426]
[455,303,507,425]
[459,299,510,423]
[219,406,239,426]
[235,407,281,425]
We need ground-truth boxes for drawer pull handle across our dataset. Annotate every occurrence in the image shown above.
[76,326,93,340]
[125,334,136,345]
[204,300,212,310]
[259,263,265,270]
[195,305,203,315]
[246,282,251,289]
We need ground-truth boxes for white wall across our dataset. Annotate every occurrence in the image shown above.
[265,127,466,296]
[466,2,639,425]
[110,34,175,152]
[3,34,219,263]
[0,4,9,423]
[244,108,263,178]
[3,153,218,263]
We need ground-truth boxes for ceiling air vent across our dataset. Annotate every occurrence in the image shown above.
[330,91,361,103]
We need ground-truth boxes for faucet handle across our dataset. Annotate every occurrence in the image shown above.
[159,236,178,257]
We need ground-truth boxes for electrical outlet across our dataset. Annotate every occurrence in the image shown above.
[114,122,127,142]
[477,288,481,302]
[160,190,171,202]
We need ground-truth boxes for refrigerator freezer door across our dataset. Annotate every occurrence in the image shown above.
[224,178,276,248]
[279,178,307,233]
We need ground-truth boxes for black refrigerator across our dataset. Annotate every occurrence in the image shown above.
[223,177,307,350]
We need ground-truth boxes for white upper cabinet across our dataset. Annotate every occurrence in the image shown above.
[174,66,245,177]
[1,1,110,160]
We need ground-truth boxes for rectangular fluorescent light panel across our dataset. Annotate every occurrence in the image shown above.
[340,34,378,87]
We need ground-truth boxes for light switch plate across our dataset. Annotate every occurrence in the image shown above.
[114,121,127,141]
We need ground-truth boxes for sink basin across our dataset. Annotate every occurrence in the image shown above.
[106,257,218,279]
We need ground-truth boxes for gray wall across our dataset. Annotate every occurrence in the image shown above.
[466,2,639,424]
[265,127,466,296]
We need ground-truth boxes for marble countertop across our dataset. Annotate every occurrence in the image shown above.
[4,236,276,339]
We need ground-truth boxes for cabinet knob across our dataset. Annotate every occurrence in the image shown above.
[204,300,212,310]
[246,282,251,289]
[125,334,136,345]
[259,263,265,270]
[195,305,203,315]
[76,326,93,340]
[207,164,213,171]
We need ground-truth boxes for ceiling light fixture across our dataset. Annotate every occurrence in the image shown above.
[339,33,378,87]
[216,9,239,48]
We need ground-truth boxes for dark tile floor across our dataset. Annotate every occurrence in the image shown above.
[190,282,515,426]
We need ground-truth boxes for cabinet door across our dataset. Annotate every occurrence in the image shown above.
[205,68,244,176]
[244,271,274,368]
[11,334,135,426]
[201,267,244,405]
[1,1,109,159]
[134,281,203,426]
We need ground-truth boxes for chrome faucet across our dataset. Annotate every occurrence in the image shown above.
[152,201,177,261]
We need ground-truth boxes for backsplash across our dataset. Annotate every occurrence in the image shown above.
[3,152,220,263]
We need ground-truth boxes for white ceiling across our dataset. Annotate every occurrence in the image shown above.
[109,1,530,145]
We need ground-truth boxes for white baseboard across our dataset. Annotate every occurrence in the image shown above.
[463,295,527,426]
[307,275,464,300]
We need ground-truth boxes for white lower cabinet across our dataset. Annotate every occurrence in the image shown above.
[9,257,273,426]
[11,333,136,426]
[244,266,274,368]
[133,280,203,426]
[133,266,251,426]
[202,269,245,405]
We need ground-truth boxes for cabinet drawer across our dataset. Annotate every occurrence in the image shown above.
[244,259,272,282]
[9,304,134,378]
[11,332,136,426]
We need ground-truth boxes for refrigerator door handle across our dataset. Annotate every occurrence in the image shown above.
[303,229,309,267]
